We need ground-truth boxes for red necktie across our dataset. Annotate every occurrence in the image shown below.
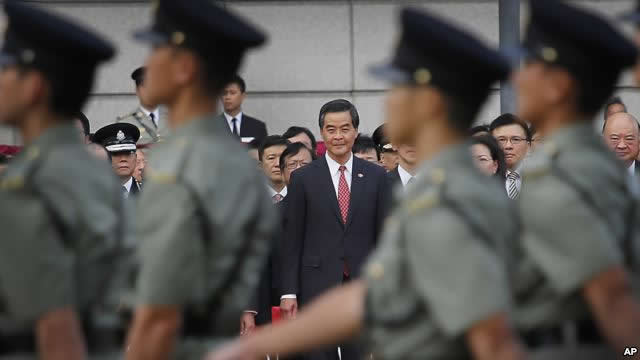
[272,193,283,204]
[337,166,350,223]
[338,165,351,278]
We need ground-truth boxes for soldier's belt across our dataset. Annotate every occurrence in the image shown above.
[520,318,603,349]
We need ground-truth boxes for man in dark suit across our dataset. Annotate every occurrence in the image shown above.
[386,143,418,191]
[217,74,268,144]
[280,99,390,359]
[242,141,317,336]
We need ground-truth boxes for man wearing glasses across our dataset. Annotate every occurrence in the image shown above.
[490,113,532,199]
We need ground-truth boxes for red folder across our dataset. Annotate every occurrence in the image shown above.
[271,306,281,324]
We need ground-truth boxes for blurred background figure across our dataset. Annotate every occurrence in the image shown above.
[490,113,531,199]
[469,124,490,137]
[116,66,168,145]
[260,135,289,203]
[218,75,268,144]
[471,134,507,180]
[0,153,8,174]
[134,148,146,189]
[602,112,640,176]
[372,124,399,171]
[352,134,380,164]
[603,96,627,121]
[74,111,91,144]
[247,138,261,167]
[386,143,418,190]
[283,125,317,153]
[93,123,141,198]
[87,142,111,163]
[528,124,544,150]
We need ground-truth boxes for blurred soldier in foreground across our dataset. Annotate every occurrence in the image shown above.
[210,7,524,359]
[124,1,275,359]
[116,66,169,145]
[0,1,123,358]
[511,0,639,357]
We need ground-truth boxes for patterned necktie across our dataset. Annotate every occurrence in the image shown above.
[272,193,283,204]
[337,165,350,223]
[122,185,128,199]
[150,112,157,129]
[507,171,520,199]
[231,118,239,137]
[338,165,351,278]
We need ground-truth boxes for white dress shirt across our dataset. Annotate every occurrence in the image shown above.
[325,152,353,195]
[281,153,354,301]
[268,185,288,199]
[397,164,414,187]
[224,112,243,133]
[628,162,636,176]
[140,105,160,128]
[122,177,134,198]
[505,169,522,195]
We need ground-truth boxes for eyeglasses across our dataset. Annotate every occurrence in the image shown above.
[496,136,527,145]
[286,160,309,170]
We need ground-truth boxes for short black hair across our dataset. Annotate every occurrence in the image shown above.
[225,74,247,93]
[318,99,359,129]
[603,96,627,120]
[352,134,380,161]
[279,141,316,172]
[75,111,90,136]
[259,135,289,162]
[469,124,490,137]
[471,134,508,179]
[282,126,317,152]
[490,113,532,142]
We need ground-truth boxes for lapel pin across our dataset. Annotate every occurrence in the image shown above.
[358,173,364,178]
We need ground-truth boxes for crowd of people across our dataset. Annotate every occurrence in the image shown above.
[0,0,639,359]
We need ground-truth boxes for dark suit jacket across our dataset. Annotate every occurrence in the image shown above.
[217,113,268,144]
[129,177,141,196]
[386,166,401,188]
[250,196,289,325]
[280,156,390,305]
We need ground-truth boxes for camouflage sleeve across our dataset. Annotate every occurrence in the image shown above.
[405,206,510,336]
[134,179,205,306]
[521,176,622,294]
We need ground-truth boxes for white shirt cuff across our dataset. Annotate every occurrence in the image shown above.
[244,310,258,315]
[281,294,297,300]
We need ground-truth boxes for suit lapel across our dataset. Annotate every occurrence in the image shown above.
[317,158,343,225]
[345,158,365,230]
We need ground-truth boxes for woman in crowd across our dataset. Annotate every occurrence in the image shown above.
[470,134,507,179]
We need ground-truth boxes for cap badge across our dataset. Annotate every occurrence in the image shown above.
[541,47,558,62]
[21,49,35,64]
[358,173,364,178]
[414,68,431,85]
[117,130,125,141]
[171,31,186,46]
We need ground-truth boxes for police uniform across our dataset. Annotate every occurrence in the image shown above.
[116,67,169,145]
[510,1,639,358]
[93,123,142,197]
[358,8,517,359]
[0,1,126,358]
[131,1,276,358]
